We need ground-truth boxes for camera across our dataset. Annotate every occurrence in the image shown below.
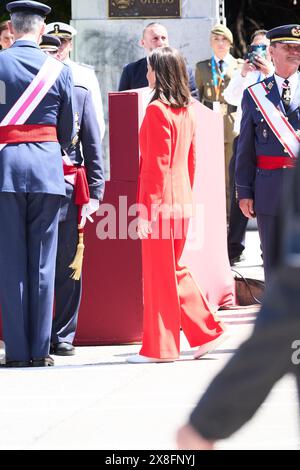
[245,44,267,65]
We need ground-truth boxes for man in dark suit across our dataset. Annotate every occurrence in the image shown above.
[0,1,75,367]
[177,149,300,450]
[118,22,197,96]
[40,34,105,356]
[236,25,300,283]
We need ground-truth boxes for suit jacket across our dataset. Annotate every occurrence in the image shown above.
[189,158,300,440]
[138,99,196,221]
[235,74,300,216]
[195,55,243,142]
[60,85,105,222]
[118,56,197,97]
[0,40,75,196]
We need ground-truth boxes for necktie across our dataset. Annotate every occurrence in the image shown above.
[281,79,291,112]
[219,59,224,74]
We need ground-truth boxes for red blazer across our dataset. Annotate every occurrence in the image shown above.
[138,99,196,221]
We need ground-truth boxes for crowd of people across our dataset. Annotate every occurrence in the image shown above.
[1,0,300,450]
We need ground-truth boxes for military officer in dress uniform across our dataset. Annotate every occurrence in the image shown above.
[236,24,300,284]
[0,1,75,367]
[40,34,105,356]
[44,21,105,142]
[195,24,244,215]
[39,33,60,54]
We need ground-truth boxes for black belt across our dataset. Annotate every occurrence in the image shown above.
[203,101,237,114]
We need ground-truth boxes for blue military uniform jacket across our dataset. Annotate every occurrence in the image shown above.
[0,40,74,195]
[118,56,197,97]
[236,74,300,216]
[60,84,105,221]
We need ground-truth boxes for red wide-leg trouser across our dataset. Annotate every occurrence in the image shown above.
[139,218,225,359]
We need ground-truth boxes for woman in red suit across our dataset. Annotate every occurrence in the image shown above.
[127,47,226,363]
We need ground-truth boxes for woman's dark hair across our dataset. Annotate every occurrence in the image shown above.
[148,47,191,108]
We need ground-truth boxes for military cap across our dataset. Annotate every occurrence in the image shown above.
[6,1,51,16]
[40,34,61,52]
[266,24,300,44]
[211,24,233,45]
[45,22,77,39]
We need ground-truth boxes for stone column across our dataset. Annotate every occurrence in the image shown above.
[71,0,223,175]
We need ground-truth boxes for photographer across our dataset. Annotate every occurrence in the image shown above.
[224,30,274,265]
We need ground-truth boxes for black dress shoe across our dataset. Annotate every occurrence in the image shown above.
[229,253,245,266]
[50,342,75,356]
[0,360,31,368]
[31,356,54,367]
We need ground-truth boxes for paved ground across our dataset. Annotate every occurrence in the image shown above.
[0,230,299,450]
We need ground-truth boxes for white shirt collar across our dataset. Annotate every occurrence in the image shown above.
[213,53,231,66]
[274,71,299,101]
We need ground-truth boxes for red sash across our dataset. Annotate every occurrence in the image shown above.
[0,124,57,144]
[257,155,296,170]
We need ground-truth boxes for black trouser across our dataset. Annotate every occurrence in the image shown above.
[227,136,248,260]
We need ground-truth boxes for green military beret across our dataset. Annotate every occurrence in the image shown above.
[211,24,233,45]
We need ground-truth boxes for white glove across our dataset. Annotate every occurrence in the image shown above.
[79,198,100,228]
[137,218,152,239]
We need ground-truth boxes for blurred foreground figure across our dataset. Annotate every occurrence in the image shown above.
[177,136,300,450]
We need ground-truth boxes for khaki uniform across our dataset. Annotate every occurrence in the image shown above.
[195,55,244,214]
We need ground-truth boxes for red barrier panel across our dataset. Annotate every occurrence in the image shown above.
[75,180,144,345]
[75,91,144,345]
[181,101,235,309]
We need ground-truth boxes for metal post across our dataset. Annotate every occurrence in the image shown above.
[219,0,226,25]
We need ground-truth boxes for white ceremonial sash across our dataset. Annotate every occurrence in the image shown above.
[0,56,64,151]
[248,81,300,160]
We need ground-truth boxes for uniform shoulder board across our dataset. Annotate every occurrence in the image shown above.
[195,59,210,69]
[77,62,94,70]
[198,59,210,65]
